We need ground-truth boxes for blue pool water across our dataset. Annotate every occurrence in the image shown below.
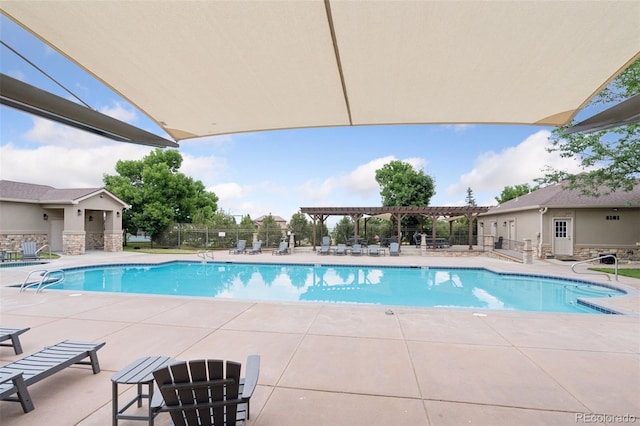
[40,261,625,314]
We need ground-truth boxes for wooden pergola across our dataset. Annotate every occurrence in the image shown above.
[300,206,490,250]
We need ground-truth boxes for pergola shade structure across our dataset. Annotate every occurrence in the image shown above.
[1,1,639,144]
[300,206,490,250]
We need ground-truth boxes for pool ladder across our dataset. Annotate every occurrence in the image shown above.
[197,250,214,262]
[571,255,618,281]
[20,269,66,293]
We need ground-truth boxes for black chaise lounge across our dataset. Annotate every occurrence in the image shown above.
[0,340,106,413]
[0,327,30,355]
[152,355,260,426]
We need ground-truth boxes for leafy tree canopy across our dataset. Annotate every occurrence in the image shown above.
[539,59,639,196]
[375,160,436,207]
[495,183,539,204]
[104,148,218,239]
[288,211,312,246]
[332,216,354,244]
[257,214,284,248]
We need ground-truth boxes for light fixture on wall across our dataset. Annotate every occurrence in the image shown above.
[116,211,120,218]
[503,221,507,226]
[43,213,48,221]
[77,209,82,216]
[89,215,93,222]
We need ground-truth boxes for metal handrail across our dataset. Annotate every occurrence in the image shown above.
[37,270,65,292]
[20,269,65,292]
[571,255,618,281]
[197,250,214,261]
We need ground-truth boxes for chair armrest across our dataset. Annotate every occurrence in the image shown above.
[241,355,260,400]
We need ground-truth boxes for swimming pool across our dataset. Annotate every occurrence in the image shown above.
[32,261,626,314]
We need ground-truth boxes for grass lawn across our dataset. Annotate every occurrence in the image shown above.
[123,244,201,255]
[588,268,640,279]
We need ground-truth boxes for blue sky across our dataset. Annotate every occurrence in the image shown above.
[0,15,587,225]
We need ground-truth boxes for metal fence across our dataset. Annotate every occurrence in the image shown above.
[147,224,288,250]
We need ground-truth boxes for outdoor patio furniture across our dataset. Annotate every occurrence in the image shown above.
[0,326,30,355]
[368,245,381,256]
[318,236,331,255]
[494,236,503,249]
[334,244,347,255]
[350,244,363,256]
[152,355,260,426]
[20,242,42,260]
[0,340,106,413]
[229,240,246,254]
[246,240,262,255]
[389,242,400,256]
[272,241,289,255]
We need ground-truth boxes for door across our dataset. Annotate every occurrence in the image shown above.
[553,218,573,256]
[50,219,63,251]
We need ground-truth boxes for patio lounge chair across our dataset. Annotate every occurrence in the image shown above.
[152,355,260,426]
[246,240,262,255]
[350,244,363,256]
[20,242,42,260]
[368,245,381,256]
[229,240,247,254]
[318,236,331,255]
[0,327,30,355]
[389,242,400,256]
[334,244,347,255]
[0,340,106,413]
[272,241,288,255]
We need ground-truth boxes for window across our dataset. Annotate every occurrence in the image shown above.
[555,220,567,238]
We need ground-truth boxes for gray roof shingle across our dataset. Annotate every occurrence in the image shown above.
[486,181,640,214]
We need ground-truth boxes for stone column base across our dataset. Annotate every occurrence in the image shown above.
[63,232,86,255]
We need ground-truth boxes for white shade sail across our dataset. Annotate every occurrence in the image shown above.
[2,1,639,143]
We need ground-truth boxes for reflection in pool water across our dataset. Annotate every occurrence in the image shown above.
[47,261,625,314]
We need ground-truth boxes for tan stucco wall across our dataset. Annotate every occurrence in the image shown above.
[0,201,49,233]
[481,206,640,260]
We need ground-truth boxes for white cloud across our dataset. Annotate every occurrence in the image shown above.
[98,102,138,123]
[0,141,151,187]
[446,130,584,196]
[298,155,429,203]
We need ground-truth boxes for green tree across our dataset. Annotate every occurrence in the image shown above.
[539,59,639,196]
[375,160,436,206]
[237,215,256,244]
[288,211,311,246]
[495,183,539,204]
[257,214,284,248]
[331,216,354,244]
[465,187,477,206]
[103,148,218,240]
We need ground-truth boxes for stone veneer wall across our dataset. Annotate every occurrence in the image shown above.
[104,232,123,252]
[63,232,85,255]
[86,232,104,250]
[0,234,48,251]
[540,246,638,261]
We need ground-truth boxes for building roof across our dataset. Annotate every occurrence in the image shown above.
[0,180,128,206]
[483,182,640,215]
[2,2,639,143]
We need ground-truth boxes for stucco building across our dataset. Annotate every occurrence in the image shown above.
[0,180,128,255]
[478,182,640,260]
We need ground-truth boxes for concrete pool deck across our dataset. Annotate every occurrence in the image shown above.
[1,249,638,425]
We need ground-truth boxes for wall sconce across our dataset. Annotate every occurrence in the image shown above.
[77,209,82,216]
[479,221,483,227]
[116,211,120,218]
[503,221,507,226]
[89,215,93,222]
[43,213,48,221]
